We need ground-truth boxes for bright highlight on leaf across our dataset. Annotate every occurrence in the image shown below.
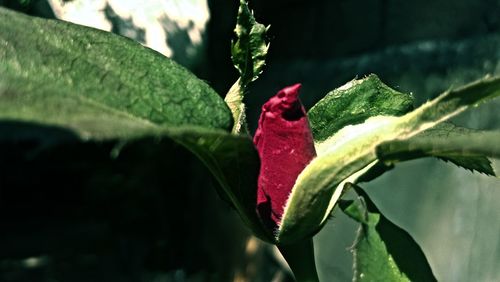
[309,74,414,142]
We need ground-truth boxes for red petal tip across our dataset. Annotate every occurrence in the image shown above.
[281,83,302,98]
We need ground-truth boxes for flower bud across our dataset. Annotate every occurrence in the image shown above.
[254,84,317,230]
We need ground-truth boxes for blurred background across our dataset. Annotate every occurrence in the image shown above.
[1,0,500,281]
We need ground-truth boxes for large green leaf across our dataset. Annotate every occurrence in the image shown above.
[377,123,500,166]
[339,184,437,282]
[0,7,231,131]
[308,74,414,142]
[225,0,269,133]
[376,123,496,175]
[277,75,500,244]
[0,8,272,242]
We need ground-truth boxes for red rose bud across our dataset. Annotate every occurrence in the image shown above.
[254,83,317,230]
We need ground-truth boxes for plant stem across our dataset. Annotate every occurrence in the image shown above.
[278,238,319,282]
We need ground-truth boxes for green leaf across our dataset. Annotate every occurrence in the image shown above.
[225,78,249,134]
[307,75,412,183]
[277,75,500,244]
[0,7,232,131]
[226,0,269,134]
[230,0,268,87]
[376,123,496,176]
[307,75,494,178]
[339,184,437,282]
[0,8,273,242]
[308,74,414,142]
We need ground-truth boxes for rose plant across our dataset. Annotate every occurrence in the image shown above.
[1,1,500,281]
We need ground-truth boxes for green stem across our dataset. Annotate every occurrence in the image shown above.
[278,238,319,282]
